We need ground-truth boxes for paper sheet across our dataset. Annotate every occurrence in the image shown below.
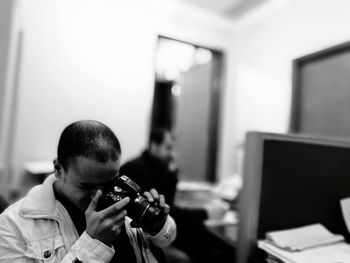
[259,240,350,263]
[340,197,350,233]
[266,223,344,251]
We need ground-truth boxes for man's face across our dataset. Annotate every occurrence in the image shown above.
[151,133,175,164]
[55,156,120,211]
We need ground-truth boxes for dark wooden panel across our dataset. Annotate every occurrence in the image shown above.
[290,42,350,138]
[237,132,350,263]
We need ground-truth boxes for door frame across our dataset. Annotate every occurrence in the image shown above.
[153,35,225,182]
[290,41,350,134]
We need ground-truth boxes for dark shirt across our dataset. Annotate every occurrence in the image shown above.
[120,150,208,224]
[54,186,138,263]
[121,151,225,263]
[54,190,86,235]
[120,151,178,206]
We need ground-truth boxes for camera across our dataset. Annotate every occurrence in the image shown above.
[98,175,162,227]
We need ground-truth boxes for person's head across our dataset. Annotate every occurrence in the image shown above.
[53,120,121,211]
[148,128,175,164]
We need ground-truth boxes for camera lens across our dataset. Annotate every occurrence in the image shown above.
[140,203,162,226]
[98,175,163,227]
[127,195,162,226]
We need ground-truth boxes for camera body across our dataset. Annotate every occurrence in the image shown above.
[98,175,162,227]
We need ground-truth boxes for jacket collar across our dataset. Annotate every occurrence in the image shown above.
[20,174,59,218]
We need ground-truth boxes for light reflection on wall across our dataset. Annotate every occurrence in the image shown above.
[155,38,212,82]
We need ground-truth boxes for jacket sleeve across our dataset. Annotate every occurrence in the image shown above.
[59,231,115,263]
[0,214,114,263]
[146,215,177,248]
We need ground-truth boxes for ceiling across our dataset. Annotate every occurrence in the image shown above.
[181,0,270,19]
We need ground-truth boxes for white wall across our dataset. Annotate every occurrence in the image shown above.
[0,0,15,194]
[10,0,350,189]
[6,0,236,187]
[232,0,350,145]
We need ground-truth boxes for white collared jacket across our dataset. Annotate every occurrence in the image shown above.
[0,175,176,263]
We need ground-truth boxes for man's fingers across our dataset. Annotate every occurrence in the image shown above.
[86,189,102,213]
[102,197,130,217]
[163,204,170,215]
[113,210,127,222]
[143,192,154,203]
[159,195,165,208]
[150,189,159,200]
[110,217,126,235]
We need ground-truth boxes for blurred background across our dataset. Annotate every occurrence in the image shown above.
[1,0,350,200]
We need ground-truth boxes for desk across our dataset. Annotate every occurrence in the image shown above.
[202,223,237,263]
[204,210,238,246]
[202,210,238,262]
[174,199,237,262]
[205,223,237,248]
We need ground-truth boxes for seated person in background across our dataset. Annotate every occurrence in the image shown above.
[120,129,227,263]
[0,120,176,263]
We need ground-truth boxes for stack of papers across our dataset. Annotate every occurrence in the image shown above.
[258,240,350,263]
[258,223,350,263]
[266,223,344,251]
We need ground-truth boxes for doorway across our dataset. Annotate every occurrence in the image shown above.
[151,36,224,182]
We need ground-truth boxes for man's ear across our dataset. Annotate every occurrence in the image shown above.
[53,158,63,178]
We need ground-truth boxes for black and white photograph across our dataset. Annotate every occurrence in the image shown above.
[1,0,350,262]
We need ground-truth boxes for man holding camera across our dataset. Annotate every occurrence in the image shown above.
[0,120,176,263]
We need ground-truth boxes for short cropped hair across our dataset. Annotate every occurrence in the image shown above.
[57,120,121,171]
[149,128,170,146]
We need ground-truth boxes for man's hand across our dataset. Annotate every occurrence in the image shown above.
[131,188,170,235]
[85,190,130,245]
